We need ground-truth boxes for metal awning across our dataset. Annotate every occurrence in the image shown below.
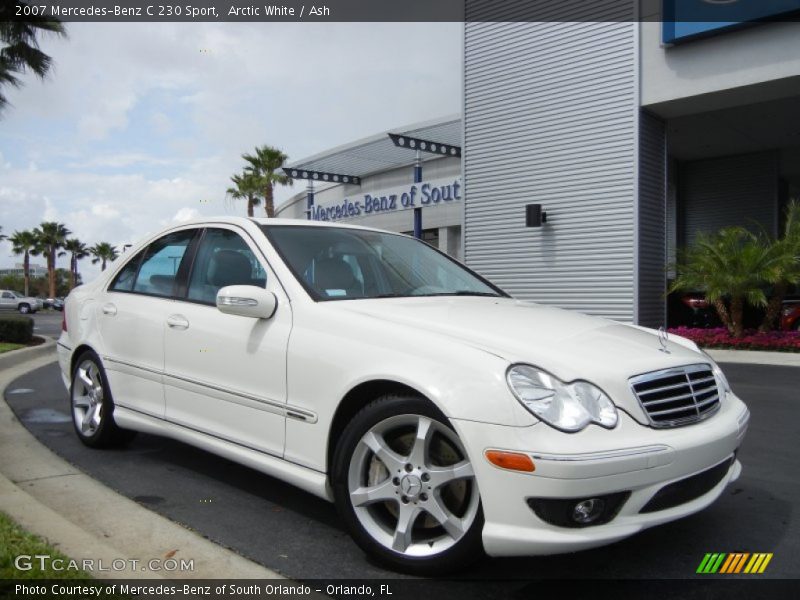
[284,114,462,181]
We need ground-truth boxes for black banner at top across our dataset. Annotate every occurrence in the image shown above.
[4,0,800,22]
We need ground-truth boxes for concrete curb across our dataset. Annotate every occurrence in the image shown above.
[0,354,282,580]
[707,349,800,367]
[0,335,57,369]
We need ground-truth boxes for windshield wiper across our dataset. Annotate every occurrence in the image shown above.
[407,291,500,297]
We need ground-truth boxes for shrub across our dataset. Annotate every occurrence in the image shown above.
[0,316,34,344]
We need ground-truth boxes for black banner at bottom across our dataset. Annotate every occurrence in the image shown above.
[2,579,799,600]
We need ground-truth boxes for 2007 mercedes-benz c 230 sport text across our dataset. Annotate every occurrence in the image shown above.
[57,217,749,573]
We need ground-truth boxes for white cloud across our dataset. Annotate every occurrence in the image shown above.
[173,207,200,222]
[0,22,461,268]
[91,203,121,219]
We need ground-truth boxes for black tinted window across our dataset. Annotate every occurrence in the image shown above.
[187,229,266,305]
[109,250,144,292]
[131,230,196,297]
[263,225,503,301]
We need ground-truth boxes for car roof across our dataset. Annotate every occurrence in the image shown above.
[174,216,399,235]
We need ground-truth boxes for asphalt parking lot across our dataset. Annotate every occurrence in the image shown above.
[30,310,64,339]
[3,357,799,593]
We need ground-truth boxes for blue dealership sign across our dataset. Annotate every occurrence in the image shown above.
[663,0,800,45]
[309,177,462,222]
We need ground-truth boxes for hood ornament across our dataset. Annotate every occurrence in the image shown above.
[658,327,670,354]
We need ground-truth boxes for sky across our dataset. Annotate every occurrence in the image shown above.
[0,22,461,282]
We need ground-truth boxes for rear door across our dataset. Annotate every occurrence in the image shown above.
[0,291,16,310]
[97,228,198,418]
[163,226,291,457]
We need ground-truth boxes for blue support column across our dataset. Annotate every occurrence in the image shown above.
[413,150,422,239]
[305,181,315,220]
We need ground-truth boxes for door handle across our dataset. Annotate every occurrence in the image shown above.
[102,303,117,316]
[166,314,190,330]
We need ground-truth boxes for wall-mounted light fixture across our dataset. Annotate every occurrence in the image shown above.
[525,204,547,227]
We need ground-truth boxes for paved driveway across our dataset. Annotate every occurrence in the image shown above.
[31,310,64,339]
[4,361,799,591]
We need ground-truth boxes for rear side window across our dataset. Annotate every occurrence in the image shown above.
[109,251,144,292]
[187,228,266,305]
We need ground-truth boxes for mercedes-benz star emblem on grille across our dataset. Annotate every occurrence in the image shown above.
[658,326,670,354]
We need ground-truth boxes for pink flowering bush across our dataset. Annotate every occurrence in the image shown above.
[668,327,800,352]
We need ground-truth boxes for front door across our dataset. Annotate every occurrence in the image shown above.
[163,226,290,457]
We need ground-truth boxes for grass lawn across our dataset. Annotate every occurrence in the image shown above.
[0,343,25,354]
[0,511,92,580]
[0,513,132,599]
[0,342,25,354]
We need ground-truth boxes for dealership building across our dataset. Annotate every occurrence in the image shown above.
[278,4,800,328]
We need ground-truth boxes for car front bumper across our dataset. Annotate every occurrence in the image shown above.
[452,392,749,557]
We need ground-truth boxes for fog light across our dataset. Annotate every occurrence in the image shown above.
[527,492,630,528]
[572,498,606,524]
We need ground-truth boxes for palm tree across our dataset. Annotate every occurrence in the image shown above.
[226,171,262,217]
[0,5,66,113]
[670,227,780,338]
[9,229,39,296]
[33,221,70,299]
[759,200,800,331]
[64,238,89,290]
[0,225,5,241]
[90,242,118,271]
[241,145,292,217]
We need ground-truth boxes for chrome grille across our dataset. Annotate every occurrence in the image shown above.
[629,364,721,428]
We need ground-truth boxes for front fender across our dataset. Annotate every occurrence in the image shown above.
[282,308,536,472]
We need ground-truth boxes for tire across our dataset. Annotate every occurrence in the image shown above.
[332,394,484,575]
[70,351,136,448]
[18,303,30,314]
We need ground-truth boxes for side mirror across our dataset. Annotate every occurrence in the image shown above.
[216,285,277,320]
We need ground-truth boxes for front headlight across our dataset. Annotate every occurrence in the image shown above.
[506,365,618,432]
[701,351,731,394]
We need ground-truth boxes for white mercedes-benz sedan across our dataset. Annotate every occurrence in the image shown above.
[57,217,749,573]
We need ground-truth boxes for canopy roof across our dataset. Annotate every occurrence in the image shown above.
[285,114,462,180]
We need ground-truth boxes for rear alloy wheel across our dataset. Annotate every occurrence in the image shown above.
[333,395,483,574]
[70,351,135,448]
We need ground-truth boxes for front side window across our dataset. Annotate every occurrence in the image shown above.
[263,225,505,301]
[187,228,266,305]
[2,291,15,299]
[130,230,195,297]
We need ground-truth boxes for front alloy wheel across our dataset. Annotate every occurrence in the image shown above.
[333,395,483,574]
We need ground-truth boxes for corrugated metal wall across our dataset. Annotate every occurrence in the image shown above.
[680,152,779,245]
[637,112,667,328]
[463,18,640,321]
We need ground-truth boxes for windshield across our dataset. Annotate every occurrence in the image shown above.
[262,225,507,301]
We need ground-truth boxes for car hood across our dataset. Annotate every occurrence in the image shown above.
[336,296,710,422]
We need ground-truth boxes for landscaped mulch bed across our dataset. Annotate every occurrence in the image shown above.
[669,327,800,352]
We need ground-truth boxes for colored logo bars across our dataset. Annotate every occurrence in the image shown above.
[697,552,774,574]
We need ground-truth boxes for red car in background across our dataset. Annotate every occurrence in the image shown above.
[782,303,800,331]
